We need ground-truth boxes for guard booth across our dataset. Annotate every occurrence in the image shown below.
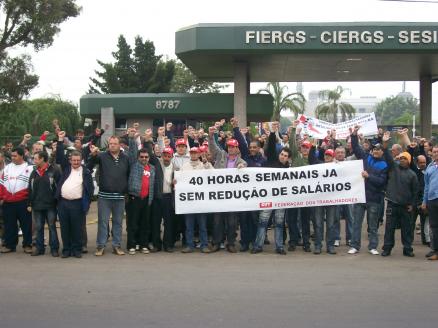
[80,93,273,137]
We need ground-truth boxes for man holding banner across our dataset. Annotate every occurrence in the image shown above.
[208,126,247,253]
[252,122,292,255]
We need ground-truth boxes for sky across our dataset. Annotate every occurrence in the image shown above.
[12,0,438,121]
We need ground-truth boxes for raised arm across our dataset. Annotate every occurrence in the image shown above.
[231,118,249,159]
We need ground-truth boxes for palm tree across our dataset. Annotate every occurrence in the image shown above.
[315,86,356,123]
[258,82,306,121]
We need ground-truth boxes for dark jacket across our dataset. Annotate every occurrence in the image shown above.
[384,149,419,207]
[351,134,388,203]
[264,132,289,169]
[28,164,61,210]
[233,127,267,167]
[87,150,130,194]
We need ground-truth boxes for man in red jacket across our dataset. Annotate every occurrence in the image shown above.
[0,147,33,253]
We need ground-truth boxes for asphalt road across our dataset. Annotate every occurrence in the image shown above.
[1,209,437,328]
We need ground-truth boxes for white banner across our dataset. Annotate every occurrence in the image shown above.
[298,113,378,139]
[174,161,365,214]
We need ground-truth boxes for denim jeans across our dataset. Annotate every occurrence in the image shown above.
[97,198,125,248]
[314,206,338,250]
[239,211,258,248]
[351,202,382,251]
[383,202,413,252]
[427,199,438,251]
[254,209,286,251]
[335,204,354,241]
[213,212,239,247]
[185,213,208,249]
[287,208,311,248]
[33,208,59,252]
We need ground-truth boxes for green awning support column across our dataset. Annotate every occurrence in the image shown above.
[420,76,432,138]
[234,62,249,127]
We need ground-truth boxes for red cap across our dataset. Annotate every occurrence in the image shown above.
[175,139,186,146]
[162,147,174,155]
[226,139,239,147]
[189,147,200,153]
[301,141,312,149]
[199,145,208,153]
[325,149,335,157]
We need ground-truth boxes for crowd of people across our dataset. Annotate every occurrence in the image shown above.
[0,117,437,261]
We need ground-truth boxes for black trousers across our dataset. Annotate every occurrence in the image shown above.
[3,200,32,250]
[151,194,177,250]
[127,196,151,249]
[411,206,429,244]
[383,202,413,252]
[427,199,438,251]
[58,199,85,256]
[213,212,239,246]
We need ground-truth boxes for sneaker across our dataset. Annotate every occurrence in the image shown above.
[128,248,136,255]
[348,247,359,254]
[334,240,340,247]
[135,245,140,252]
[23,246,33,254]
[220,243,225,249]
[18,229,23,236]
[369,249,379,255]
[250,248,263,254]
[95,247,104,256]
[141,247,149,254]
[181,247,193,253]
[201,247,212,254]
[313,248,321,255]
[82,247,88,254]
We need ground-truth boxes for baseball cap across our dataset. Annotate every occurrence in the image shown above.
[301,141,312,149]
[175,139,186,146]
[199,145,208,153]
[226,139,239,147]
[189,147,200,153]
[325,149,335,157]
[162,147,174,155]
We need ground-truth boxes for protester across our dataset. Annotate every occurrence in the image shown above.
[209,125,247,253]
[381,133,418,257]
[28,151,61,256]
[422,145,438,261]
[126,128,156,255]
[252,122,291,255]
[0,147,33,254]
[348,126,388,255]
[180,147,213,253]
[88,135,130,256]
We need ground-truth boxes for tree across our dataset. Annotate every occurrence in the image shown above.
[0,0,81,102]
[88,35,175,94]
[258,82,306,121]
[315,86,355,123]
[170,61,225,93]
[375,95,419,125]
[0,97,82,137]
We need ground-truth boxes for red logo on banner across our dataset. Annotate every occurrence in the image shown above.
[259,202,272,208]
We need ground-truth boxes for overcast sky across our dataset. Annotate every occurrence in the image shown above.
[14,0,438,121]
